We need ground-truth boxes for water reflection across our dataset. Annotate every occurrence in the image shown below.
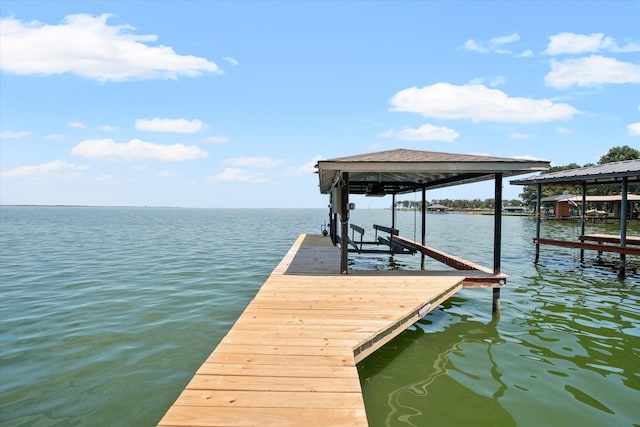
[359,301,515,426]
[518,267,640,395]
[360,273,640,427]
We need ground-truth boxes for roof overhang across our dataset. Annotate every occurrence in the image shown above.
[510,159,640,186]
[316,149,550,195]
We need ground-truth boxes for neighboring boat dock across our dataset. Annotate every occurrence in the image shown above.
[511,159,640,278]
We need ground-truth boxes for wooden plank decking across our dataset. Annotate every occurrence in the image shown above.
[158,234,464,427]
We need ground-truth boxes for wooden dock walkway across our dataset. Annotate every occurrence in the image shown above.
[158,234,465,426]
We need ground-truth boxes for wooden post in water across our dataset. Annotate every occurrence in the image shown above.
[340,172,350,274]
[619,177,628,279]
[493,173,503,312]
[421,186,426,270]
[535,183,542,263]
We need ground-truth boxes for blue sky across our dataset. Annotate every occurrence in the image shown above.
[1,1,639,208]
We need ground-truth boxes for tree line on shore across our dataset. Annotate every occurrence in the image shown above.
[394,198,522,211]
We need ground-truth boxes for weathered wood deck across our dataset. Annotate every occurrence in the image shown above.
[158,234,465,426]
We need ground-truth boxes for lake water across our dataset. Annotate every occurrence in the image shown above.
[1,206,638,426]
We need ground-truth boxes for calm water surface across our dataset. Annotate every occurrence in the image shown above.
[1,207,638,426]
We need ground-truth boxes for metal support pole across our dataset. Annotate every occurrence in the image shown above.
[421,186,426,270]
[580,182,587,261]
[390,193,396,253]
[493,174,503,274]
[493,173,503,312]
[329,191,336,245]
[332,213,337,244]
[391,193,396,230]
[493,288,501,313]
[620,177,628,279]
[340,172,349,274]
[535,183,542,263]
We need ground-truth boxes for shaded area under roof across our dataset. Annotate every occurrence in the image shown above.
[316,149,550,195]
[541,194,640,202]
[510,159,640,186]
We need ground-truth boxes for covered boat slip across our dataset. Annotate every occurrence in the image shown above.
[159,149,550,426]
[158,234,464,427]
[511,159,640,278]
[317,148,550,309]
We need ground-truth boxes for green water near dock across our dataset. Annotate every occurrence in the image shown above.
[1,207,638,426]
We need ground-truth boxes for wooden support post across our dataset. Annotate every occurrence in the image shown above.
[421,186,426,270]
[535,183,542,263]
[493,173,502,312]
[619,177,628,279]
[340,172,349,274]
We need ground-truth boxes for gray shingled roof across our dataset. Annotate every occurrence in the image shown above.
[316,149,550,194]
[510,159,640,186]
[327,149,531,163]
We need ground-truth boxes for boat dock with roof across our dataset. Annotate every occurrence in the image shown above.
[159,149,549,426]
[511,159,640,278]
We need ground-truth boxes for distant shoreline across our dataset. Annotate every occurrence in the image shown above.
[0,205,331,210]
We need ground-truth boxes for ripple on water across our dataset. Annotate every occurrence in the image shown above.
[2,208,639,426]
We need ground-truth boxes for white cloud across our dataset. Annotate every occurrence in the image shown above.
[544,32,640,55]
[286,155,324,175]
[100,124,119,132]
[555,126,572,134]
[71,138,208,161]
[545,55,640,88]
[628,122,640,136]
[489,75,506,87]
[0,14,221,81]
[158,170,181,177]
[512,154,548,161]
[517,49,534,58]
[390,83,579,123]
[203,136,228,143]
[509,132,529,140]
[68,121,87,129]
[135,118,203,133]
[207,168,269,183]
[0,130,29,139]
[1,160,88,178]
[225,156,284,168]
[222,56,239,66]
[490,33,520,45]
[463,39,488,53]
[379,124,459,142]
[467,76,506,87]
[463,33,522,55]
